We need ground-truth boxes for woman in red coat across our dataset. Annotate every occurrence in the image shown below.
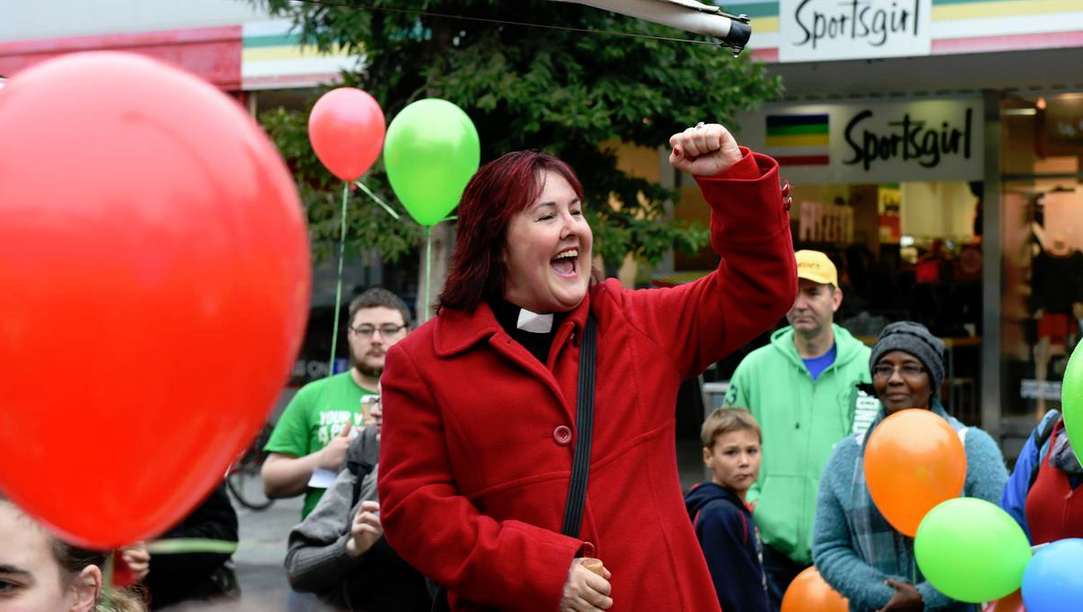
[377,123,797,612]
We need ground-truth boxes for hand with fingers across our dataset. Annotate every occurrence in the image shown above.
[668,122,744,176]
[120,542,151,581]
[560,557,613,612]
[319,422,353,470]
[876,579,923,612]
[345,500,384,558]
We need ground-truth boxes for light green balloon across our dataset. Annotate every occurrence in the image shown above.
[384,98,480,226]
[914,498,1031,603]
[1062,342,1083,464]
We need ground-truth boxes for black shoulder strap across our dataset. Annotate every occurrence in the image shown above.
[1029,409,1062,489]
[430,315,597,612]
[561,313,597,538]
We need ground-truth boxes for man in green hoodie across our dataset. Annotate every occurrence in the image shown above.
[723,249,872,612]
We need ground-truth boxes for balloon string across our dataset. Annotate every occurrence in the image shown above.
[329,181,350,376]
[103,553,115,608]
[146,538,239,554]
[423,226,433,324]
[353,180,400,220]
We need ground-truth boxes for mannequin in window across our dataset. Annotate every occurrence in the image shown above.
[1029,230,1083,417]
[969,181,983,239]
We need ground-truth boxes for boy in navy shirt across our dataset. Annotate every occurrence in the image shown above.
[685,408,769,612]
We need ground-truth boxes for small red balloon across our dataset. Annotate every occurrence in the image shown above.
[0,52,311,548]
[308,87,386,181]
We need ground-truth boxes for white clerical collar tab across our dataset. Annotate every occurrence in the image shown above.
[516,308,554,333]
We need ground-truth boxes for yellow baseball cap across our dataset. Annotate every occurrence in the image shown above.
[795,250,838,288]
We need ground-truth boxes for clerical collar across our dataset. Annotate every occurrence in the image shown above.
[516,308,554,333]
[490,298,563,335]
[489,298,567,364]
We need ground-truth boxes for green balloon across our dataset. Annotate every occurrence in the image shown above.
[914,498,1031,603]
[1062,342,1083,464]
[384,98,480,226]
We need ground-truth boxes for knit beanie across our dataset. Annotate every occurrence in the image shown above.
[869,321,945,390]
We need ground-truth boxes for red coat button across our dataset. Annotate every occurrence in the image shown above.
[553,425,572,446]
[781,179,793,211]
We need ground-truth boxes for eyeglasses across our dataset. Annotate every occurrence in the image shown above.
[350,324,407,339]
[873,363,926,380]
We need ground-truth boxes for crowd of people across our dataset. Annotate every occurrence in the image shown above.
[3,123,1078,612]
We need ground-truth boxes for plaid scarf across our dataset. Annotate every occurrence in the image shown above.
[850,401,965,581]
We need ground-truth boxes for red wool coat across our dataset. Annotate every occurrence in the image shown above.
[378,150,796,612]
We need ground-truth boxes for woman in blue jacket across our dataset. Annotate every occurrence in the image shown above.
[812,322,1008,612]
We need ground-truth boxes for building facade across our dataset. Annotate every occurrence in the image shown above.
[5,0,1083,451]
[710,0,1083,455]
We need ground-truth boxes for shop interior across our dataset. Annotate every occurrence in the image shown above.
[1001,93,1083,424]
[677,171,985,426]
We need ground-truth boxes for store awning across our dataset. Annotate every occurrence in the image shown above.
[0,27,242,90]
[551,0,751,49]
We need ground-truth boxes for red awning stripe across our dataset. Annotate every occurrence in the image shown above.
[0,26,242,90]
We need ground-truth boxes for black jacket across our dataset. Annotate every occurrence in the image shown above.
[685,482,769,612]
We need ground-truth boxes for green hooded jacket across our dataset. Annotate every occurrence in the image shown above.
[723,324,872,565]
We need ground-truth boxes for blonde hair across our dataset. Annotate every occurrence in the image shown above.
[701,408,762,448]
[98,588,147,612]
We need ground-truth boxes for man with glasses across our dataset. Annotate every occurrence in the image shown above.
[722,251,871,611]
[262,288,411,520]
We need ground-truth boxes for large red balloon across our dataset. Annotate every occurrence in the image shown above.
[308,87,386,181]
[0,52,311,548]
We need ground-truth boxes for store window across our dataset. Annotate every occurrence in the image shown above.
[1000,93,1083,423]
[691,99,989,423]
[784,180,983,424]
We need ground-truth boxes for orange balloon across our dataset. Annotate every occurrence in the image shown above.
[864,409,967,536]
[983,588,1025,612]
[781,567,849,612]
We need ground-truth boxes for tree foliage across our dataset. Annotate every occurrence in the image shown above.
[253,0,782,267]
[259,106,423,264]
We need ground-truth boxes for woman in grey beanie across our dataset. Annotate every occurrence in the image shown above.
[811,321,1008,612]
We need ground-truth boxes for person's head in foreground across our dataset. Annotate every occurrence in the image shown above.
[869,321,945,414]
[0,497,144,612]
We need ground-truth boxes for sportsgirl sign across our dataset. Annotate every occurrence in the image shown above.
[779,0,932,62]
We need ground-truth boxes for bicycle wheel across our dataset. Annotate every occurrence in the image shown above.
[227,465,274,511]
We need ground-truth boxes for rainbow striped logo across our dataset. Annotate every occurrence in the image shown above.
[765,114,830,166]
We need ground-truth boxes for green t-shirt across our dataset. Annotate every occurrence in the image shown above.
[264,372,375,518]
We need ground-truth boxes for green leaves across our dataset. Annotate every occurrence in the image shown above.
[254,0,783,269]
[259,105,423,263]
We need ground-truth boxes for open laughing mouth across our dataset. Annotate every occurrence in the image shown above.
[551,248,578,278]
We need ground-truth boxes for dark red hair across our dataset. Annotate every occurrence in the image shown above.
[438,150,584,313]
